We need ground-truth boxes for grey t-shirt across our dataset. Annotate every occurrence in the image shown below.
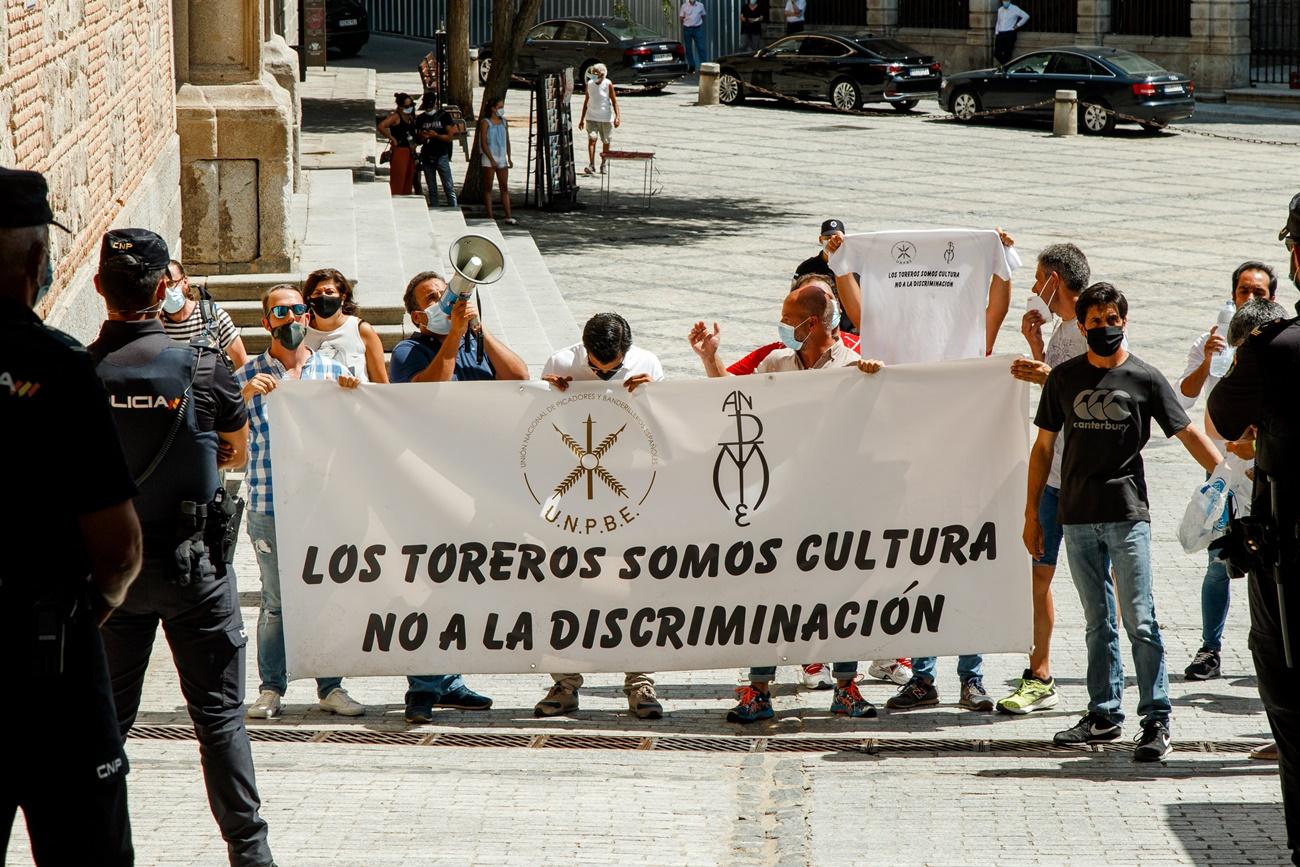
[1042,320,1088,489]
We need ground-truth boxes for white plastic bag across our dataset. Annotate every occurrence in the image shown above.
[1178,456,1251,554]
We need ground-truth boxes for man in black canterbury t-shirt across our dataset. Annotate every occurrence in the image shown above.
[1025,282,1222,761]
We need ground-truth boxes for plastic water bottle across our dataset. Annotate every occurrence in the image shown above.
[1209,301,1236,378]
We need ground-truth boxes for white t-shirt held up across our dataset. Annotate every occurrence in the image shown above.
[828,228,1019,364]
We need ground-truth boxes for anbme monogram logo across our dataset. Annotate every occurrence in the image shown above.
[1073,389,1132,422]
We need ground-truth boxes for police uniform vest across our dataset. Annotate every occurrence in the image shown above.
[92,321,219,538]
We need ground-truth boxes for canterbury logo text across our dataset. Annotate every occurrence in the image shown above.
[1073,389,1132,422]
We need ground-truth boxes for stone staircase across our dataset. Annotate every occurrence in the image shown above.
[194,168,579,374]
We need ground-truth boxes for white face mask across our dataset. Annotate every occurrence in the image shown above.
[161,285,187,314]
[1025,275,1057,320]
[423,303,451,335]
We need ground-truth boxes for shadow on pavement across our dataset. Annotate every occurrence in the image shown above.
[968,754,1281,781]
[1163,801,1291,866]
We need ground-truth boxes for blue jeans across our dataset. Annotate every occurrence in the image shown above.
[911,654,984,683]
[749,662,857,683]
[682,25,706,71]
[246,510,342,699]
[421,155,457,208]
[1063,521,1171,726]
[406,674,467,702]
[1036,485,1065,567]
[1200,552,1231,651]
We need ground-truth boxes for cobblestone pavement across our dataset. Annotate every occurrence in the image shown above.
[9,47,1299,865]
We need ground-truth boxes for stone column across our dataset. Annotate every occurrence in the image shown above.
[967,0,996,67]
[176,0,295,273]
[867,0,898,35]
[1076,0,1110,44]
[1191,0,1250,91]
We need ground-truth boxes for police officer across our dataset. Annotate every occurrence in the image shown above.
[0,169,141,864]
[88,229,276,867]
[1208,191,1300,866]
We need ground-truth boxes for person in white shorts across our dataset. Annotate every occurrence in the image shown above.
[579,63,620,176]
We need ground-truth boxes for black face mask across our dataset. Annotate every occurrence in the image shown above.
[592,366,621,381]
[1085,325,1125,358]
[273,321,306,350]
[310,295,343,318]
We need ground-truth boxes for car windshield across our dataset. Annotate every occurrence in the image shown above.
[601,19,665,41]
[1103,50,1168,76]
[853,38,916,57]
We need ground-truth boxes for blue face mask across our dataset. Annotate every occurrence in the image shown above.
[34,253,54,307]
[777,316,813,350]
[162,285,187,314]
[423,303,451,335]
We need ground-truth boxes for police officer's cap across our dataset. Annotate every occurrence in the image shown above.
[100,228,170,272]
[1280,191,1300,243]
[0,167,71,231]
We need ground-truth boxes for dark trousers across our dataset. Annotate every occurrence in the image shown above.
[421,155,458,208]
[1248,568,1300,863]
[102,560,273,867]
[1,775,132,866]
[785,20,804,34]
[994,29,1018,65]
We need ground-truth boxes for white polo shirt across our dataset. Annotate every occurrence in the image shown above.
[543,342,665,384]
[680,1,706,27]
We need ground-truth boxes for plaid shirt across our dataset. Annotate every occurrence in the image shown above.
[236,349,348,516]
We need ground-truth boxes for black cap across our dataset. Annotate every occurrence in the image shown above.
[99,228,170,271]
[0,167,71,231]
[1280,192,1300,243]
[820,219,846,236]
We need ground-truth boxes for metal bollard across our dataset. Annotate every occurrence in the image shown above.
[698,62,720,106]
[1053,89,1078,137]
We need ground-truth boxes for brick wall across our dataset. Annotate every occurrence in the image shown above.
[0,0,180,327]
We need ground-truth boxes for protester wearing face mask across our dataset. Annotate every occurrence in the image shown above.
[689,284,885,723]
[379,92,419,196]
[1025,282,1222,761]
[997,243,1090,716]
[388,271,527,722]
[578,64,620,177]
[159,259,248,368]
[993,0,1029,66]
[478,98,516,224]
[236,285,365,721]
[792,219,857,334]
[303,267,389,383]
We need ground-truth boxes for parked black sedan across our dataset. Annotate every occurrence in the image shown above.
[716,34,941,111]
[940,46,1195,133]
[477,18,688,90]
[326,0,369,58]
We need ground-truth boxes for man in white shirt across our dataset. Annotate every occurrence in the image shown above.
[578,63,620,177]
[1175,261,1277,682]
[996,243,1091,715]
[536,312,665,719]
[679,0,707,72]
[783,0,805,34]
[994,0,1030,65]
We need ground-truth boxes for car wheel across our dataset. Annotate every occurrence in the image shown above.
[829,78,861,112]
[1139,121,1166,134]
[1080,101,1116,135]
[577,61,596,84]
[642,83,668,94]
[891,99,919,112]
[718,71,744,105]
[950,88,980,122]
[478,56,492,86]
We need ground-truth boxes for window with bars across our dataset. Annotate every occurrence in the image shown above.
[1016,0,1077,34]
[1110,0,1191,37]
[897,0,970,29]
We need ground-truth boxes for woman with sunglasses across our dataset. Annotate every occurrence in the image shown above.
[302,268,388,383]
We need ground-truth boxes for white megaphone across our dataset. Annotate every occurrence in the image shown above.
[441,234,506,331]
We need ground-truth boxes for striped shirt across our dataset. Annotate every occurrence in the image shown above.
[162,301,240,349]
[235,349,349,516]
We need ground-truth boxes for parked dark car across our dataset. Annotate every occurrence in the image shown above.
[939,46,1194,134]
[715,33,941,111]
[477,17,688,90]
[327,0,369,58]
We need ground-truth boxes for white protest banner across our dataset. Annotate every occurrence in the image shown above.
[269,357,1031,678]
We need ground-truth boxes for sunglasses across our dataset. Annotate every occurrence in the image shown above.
[270,303,308,318]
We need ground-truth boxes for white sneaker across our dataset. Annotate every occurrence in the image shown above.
[801,663,834,690]
[246,689,282,719]
[319,687,365,717]
[868,658,914,685]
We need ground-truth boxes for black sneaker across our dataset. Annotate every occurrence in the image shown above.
[1134,719,1172,762]
[404,703,434,724]
[1183,647,1221,681]
[885,676,939,710]
[1053,712,1122,746]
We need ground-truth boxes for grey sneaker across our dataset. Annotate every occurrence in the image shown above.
[960,677,994,712]
[246,689,282,720]
[628,684,663,720]
[534,685,579,717]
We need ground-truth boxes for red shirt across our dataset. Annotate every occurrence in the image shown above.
[727,332,861,375]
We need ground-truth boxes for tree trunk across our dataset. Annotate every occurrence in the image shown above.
[459,0,545,205]
[446,0,472,121]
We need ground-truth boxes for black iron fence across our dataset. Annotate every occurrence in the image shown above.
[897,0,970,30]
[1110,0,1191,37]
[1017,0,1076,33]
[1251,0,1300,85]
[806,0,868,27]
